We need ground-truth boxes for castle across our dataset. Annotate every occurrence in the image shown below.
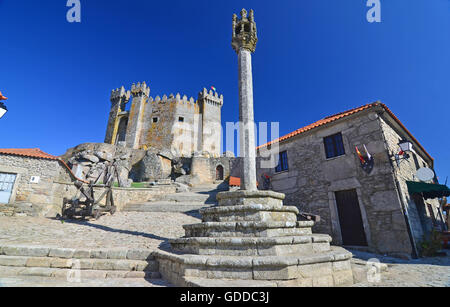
[104,82,224,158]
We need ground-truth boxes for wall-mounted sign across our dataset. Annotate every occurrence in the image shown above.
[30,176,40,184]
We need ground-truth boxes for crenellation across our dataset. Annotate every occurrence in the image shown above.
[131,82,150,97]
[198,88,224,107]
[110,86,131,104]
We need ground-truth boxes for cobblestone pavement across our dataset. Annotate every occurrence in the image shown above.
[0,212,201,250]
[351,249,450,287]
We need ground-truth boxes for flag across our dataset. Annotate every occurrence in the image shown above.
[211,86,217,92]
[355,146,366,164]
[363,145,372,161]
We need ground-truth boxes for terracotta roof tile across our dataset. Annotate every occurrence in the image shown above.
[0,148,59,160]
[257,102,433,162]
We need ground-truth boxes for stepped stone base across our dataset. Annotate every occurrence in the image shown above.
[154,191,356,287]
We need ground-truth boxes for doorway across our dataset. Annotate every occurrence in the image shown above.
[0,173,17,204]
[216,165,224,181]
[335,189,368,246]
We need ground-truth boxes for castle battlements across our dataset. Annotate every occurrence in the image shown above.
[131,82,150,97]
[198,88,224,107]
[149,93,197,105]
[110,86,131,103]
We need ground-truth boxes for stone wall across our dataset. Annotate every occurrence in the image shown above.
[53,181,177,212]
[379,114,444,251]
[257,108,417,256]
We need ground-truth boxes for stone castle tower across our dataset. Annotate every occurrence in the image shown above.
[104,82,223,158]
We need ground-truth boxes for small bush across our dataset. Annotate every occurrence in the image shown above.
[420,230,443,257]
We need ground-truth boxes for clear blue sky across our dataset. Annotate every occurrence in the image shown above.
[0,1,449,181]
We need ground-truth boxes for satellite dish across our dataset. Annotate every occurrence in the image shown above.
[416,168,435,182]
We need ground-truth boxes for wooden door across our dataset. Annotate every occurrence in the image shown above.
[335,189,368,246]
[216,165,224,181]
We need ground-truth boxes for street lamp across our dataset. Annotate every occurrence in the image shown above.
[0,102,7,119]
[394,140,413,166]
[0,91,7,119]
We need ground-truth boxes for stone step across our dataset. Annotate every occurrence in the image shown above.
[170,235,331,256]
[160,193,216,204]
[183,221,314,237]
[123,202,216,213]
[155,247,354,286]
[0,265,161,280]
[0,255,158,272]
[0,245,155,261]
[0,275,169,287]
[183,277,278,287]
[200,204,300,223]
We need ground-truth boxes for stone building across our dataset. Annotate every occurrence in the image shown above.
[0,148,73,216]
[104,82,224,158]
[256,102,447,258]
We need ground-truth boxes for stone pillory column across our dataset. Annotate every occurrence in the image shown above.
[232,9,258,191]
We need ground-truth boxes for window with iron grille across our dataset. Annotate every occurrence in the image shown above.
[275,151,289,173]
[324,133,345,159]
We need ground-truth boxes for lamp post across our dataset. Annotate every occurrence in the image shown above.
[0,91,8,119]
[394,140,413,166]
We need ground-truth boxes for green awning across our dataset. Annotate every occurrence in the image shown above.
[406,181,450,200]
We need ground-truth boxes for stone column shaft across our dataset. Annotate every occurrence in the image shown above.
[238,47,257,191]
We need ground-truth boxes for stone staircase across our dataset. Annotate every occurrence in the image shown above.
[122,184,228,214]
[0,245,160,281]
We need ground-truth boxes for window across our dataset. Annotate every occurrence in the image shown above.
[275,151,289,173]
[178,117,184,122]
[324,133,345,159]
[152,117,158,123]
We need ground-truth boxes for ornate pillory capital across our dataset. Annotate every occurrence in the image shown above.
[232,8,258,53]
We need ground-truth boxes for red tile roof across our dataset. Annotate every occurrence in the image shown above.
[0,148,59,160]
[257,102,433,162]
[0,148,90,183]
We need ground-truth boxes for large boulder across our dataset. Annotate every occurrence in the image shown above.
[131,152,172,182]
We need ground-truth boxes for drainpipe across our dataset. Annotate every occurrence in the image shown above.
[393,177,419,259]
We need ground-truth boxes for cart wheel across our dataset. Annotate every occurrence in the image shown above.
[93,210,101,220]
